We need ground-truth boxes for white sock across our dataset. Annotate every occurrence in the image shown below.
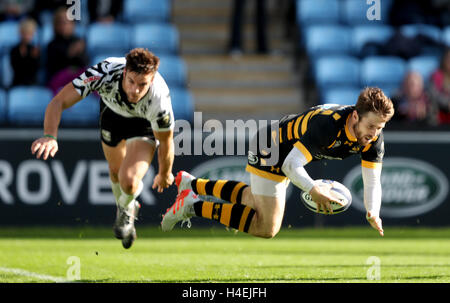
[118,181,143,209]
[111,181,122,205]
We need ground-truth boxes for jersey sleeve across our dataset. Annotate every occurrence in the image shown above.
[149,90,175,132]
[293,114,337,163]
[72,61,108,98]
[361,131,385,169]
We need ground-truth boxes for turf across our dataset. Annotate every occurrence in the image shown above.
[1,226,450,283]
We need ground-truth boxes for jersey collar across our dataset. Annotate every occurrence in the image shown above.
[344,113,357,142]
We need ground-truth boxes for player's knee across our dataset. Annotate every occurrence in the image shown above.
[257,226,280,239]
[119,175,141,195]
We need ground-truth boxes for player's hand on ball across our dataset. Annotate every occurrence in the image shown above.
[309,185,344,215]
[152,173,174,193]
[367,212,384,236]
[31,137,58,160]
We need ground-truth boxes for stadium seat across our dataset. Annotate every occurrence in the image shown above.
[352,25,394,57]
[314,55,360,89]
[321,87,360,105]
[0,21,20,55]
[86,23,130,57]
[60,93,100,126]
[158,55,188,88]
[407,56,440,81]
[1,53,13,88]
[304,25,351,58]
[341,0,393,25]
[170,88,194,122]
[90,52,124,66]
[360,56,406,88]
[296,0,339,26]
[131,23,179,55]
[0,89,6,124]
[443,26,450,47]
[123,0,170,23]
[7,86,53,126]
[400,24,442,43]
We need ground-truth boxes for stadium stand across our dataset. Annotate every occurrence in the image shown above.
[296,0,340,26]
[123,0,171,24]
[131,23,180,56]
[86,23,131,57]
[158,55,188,88]
[170,87,194,122]
[341,0,393,25]
[407,56,440,81]
[7,86,53,126]
[321,87,361,106]
[304,25,351,58]
[0,21,20,55]
[1,53,13,88]
[360,56,406,95]
[60,93,100,127]
[314,55,360,90]
[351,25,395,57]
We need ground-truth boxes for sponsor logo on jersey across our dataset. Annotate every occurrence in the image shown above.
[83,76,101,84]
[101,129,112,143]
[247,151,258,165]
[343,157,449,218]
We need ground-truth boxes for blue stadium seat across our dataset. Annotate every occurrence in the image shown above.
[341,0,393,25]
[170,88,194,122]
[443,26,450,47]
[158,55,187,88]
[60,93,100,126]
[131,23,179,55]
[321,87,360,105]
[314,55,360,89]
[352,25,394,57]
[123,0,170,23]
[400,24,442,43]
[0,89,6,124]
[86,23,130,57]
[0,21,20,55]
[360,56,406,88]
[407,56,440,81]
[7,86,53,126]
[1,53,13,88]
[296,0,339,26]
[90,52,124,66]
[304,25,351,58]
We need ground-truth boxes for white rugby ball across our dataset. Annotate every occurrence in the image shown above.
[300,179,352,215]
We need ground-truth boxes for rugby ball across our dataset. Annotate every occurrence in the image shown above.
[300,179,352,215]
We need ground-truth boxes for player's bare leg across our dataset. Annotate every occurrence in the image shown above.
[102,139,156,248]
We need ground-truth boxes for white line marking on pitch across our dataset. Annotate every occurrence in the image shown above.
[0,267,69,283]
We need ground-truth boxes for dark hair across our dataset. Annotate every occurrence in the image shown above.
[355,87,394,120]
[439,48,450,70]
[125,48,160,75]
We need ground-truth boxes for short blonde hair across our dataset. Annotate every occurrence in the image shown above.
[19,18,37,33]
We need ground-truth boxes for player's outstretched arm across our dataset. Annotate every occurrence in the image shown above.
[152,129,175,193]
[31,82,83,160]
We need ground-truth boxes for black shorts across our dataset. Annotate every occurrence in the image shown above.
[99,101,155,147]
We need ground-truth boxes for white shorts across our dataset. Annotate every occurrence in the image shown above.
[250,173,290,199]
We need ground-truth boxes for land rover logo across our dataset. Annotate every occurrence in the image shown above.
[190,157,292,200]
[343,158,449,218]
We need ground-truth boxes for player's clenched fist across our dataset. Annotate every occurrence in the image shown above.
[31,136,58,160]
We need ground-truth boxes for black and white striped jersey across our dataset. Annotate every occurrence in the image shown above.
[72,57,174,132]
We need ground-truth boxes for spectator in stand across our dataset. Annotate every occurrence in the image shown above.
[46,7,89,95]
[391,71,438,126]
[10,18,40,86]
[0,0,35,22]
[88,0,123,23]
[228,0,268,56]
[429,49,450,124]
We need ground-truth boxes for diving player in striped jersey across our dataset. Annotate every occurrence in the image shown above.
[162,87,394,238]
[31,48,175,249]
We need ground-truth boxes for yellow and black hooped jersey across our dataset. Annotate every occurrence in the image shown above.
[246,104,384,182]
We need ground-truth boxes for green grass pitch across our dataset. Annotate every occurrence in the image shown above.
[1,226,450,283]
